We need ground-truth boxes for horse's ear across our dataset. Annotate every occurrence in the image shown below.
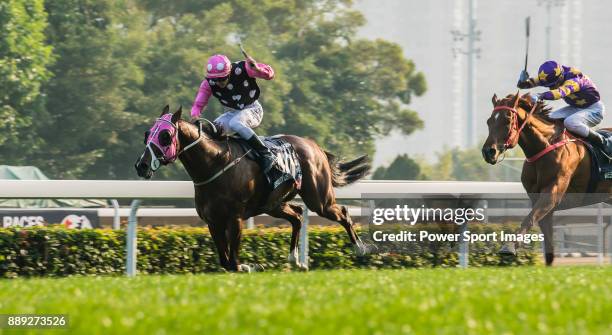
[161,104,170,117]
[521,93,531,101]
[491,94,498,106]
[512,90,521,108]
[171,105,182,123]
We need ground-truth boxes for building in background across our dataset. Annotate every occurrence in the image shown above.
[355,0,611,167]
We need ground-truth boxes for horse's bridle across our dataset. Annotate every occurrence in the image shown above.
[145,118,204,171]
[491,101,538,149]
[491,99,576,163]
[146,118,252,185]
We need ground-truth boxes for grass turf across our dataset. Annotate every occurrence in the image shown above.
[0,266,610,335]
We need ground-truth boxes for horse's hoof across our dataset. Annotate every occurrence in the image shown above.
[354,240,378,256]
[239,263,265,272]
[292,262,309,271]
[365,241,379,253]
[544,253,554,266]
[289,260,309,271]
[499,243,517,255]
[354,240,373,256]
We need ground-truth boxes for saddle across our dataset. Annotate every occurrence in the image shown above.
[235,135,303,190]
[581,129,612,188]
[198,119,302,190]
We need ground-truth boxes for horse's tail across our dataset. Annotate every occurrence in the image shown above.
[324,151,371,187]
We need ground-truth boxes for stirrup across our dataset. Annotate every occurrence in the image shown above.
[258,153,275,173]
[592,137,612,160]
[599,148,612,161]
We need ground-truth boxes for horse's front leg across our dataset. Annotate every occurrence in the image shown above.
[501,183,567,255]
[226,217,245,272]
[207,221,230,271]
[196,196,231,271]
[538,212,555,266]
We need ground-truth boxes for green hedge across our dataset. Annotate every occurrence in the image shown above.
[0,227,537,278]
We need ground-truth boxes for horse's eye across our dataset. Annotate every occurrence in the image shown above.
[159,131,172,146]
[143,130,151,144]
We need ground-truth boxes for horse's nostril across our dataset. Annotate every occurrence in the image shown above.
[482,147,496,160]
[135,161,148,171]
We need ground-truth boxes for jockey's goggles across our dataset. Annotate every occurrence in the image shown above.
[207,75,230,85]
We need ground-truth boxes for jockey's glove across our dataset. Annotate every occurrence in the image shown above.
[530,93,541,103]
[517,70,530,89]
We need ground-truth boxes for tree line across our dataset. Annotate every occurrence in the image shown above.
[374,147,523,182]
[0,0,426,180]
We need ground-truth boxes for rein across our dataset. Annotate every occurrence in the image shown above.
[193,149,252,186]
[524,130,576,163]
[187,119,253,186]
[179,120,253,186]
[145,116,251,186]
[492,101,575,163]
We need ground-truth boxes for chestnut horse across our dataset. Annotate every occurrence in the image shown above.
[135,105,371,272]
[482,93,611,265]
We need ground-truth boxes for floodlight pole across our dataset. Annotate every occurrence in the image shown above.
[451,0,480,148]
[538,0,565,59]
[466,0,477,148]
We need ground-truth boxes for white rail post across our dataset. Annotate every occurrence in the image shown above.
[458,200,477,269]
[126,200,141,277]
[246,217,254,229]
[608,215,612,265]
[458,221,469,268]
[483,200,489,224]
[597,203,604,265]
[110,199,120,230]
[299,207,309,267]
[559,228,566,256]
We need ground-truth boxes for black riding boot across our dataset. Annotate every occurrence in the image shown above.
[246,134,275,173]
[587,129,605,148]
[587,129,612,156]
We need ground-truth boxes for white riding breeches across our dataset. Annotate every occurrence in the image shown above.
[549,101,605,137]
[213,100,263,139]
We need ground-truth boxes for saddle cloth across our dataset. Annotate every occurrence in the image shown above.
[579,129,612,190]
[236,135,302,190]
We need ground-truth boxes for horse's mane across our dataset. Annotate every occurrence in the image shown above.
[500,93,555,124]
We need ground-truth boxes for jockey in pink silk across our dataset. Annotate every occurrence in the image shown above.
[191,54,276,173]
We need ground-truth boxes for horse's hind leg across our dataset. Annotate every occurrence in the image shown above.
[267,203,307,270]
[539,212,555,266]
[299,171,368,255]
[317,202,369,255]
[325,205,357,241]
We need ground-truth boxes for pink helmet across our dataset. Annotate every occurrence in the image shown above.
[205,54,231,78]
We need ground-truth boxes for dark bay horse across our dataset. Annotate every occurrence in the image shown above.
[135,105,371,271]
[482,93,611,265]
